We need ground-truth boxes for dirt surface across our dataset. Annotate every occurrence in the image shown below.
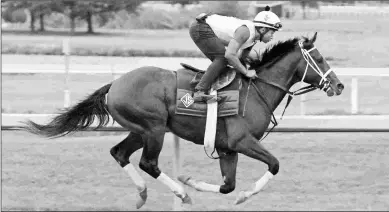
[2,131,389,211]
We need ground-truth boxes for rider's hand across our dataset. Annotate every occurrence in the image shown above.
[245,70,258,79]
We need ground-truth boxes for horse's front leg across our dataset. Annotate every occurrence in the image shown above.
[231,134,279,205]
[178,149,238,195]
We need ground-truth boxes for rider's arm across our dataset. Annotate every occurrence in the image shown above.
[225,25,250,75]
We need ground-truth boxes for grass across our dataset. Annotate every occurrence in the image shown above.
[2,19,389,67]
[2,131,389,210]
[1,42,204,58]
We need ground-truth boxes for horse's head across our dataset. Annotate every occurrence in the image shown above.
[295,32,344,96]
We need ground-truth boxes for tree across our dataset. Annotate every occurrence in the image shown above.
[168,0,199,8]
[2,1,36,31]
[1,0,62,32]
[300,1,320,20]
[60,0,145,33]
[2,0,145,33]
[200,1,246,18]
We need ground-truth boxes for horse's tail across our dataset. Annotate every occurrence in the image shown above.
[22,83,112,138]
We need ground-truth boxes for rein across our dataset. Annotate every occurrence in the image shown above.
[248,78,317,142]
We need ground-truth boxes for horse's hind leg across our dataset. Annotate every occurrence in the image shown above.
[139,127,192,205]
[178,149,238,195]
[110,132,147,209]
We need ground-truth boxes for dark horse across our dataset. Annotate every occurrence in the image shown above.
[22,32,344,208]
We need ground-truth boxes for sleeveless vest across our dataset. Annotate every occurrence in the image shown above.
[205,14,257,50]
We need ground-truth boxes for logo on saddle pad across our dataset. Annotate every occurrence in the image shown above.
[180,93,194,108]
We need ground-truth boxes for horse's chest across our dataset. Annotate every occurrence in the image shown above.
[244,110,272,139]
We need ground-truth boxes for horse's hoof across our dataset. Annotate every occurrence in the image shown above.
[177,175,191,184]
[234,191,248,205]
[136,188,147,209]
[181,193,193,205]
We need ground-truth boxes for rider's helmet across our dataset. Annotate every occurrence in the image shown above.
[253,6,282,31]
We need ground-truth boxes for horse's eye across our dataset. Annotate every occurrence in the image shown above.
[317,57,324,63]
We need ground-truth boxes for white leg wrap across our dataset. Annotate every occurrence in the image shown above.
[252,171,273,194]
[235,171,274,205]
[243,171,274,199]
[186,179,220,193]
[123,164,146,191]
[157,172,186,197]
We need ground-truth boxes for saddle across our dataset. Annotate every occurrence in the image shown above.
[175,63,242,117]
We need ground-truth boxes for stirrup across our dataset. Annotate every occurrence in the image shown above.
[193,91,216,103]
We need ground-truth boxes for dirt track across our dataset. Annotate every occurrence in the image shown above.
[2,131,388,211]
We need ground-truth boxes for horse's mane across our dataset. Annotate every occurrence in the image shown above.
[248,36,309,70]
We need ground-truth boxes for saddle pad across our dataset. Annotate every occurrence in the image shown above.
[175,68,241,117]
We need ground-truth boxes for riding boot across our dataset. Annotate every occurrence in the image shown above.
[193,58,227,103]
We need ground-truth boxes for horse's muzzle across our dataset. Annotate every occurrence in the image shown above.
[326,82,344,96]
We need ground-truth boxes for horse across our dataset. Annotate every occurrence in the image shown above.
[21,32,344,209]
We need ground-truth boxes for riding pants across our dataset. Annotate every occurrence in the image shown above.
[189,17,228,92]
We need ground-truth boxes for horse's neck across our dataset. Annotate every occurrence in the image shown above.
[253,76,292,112]
[254,53,300,112]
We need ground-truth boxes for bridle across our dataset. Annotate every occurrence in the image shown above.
[206,40,334,159]
[298,41,332,91]
[245,40,334,142]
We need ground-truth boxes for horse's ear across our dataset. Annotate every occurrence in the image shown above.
[310,32,318,43]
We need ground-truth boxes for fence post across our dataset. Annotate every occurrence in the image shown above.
[172,135,182,211]
[110,63,121,81]
[300,83,306,115]
[351,77,358,114]
[63,38,71,108]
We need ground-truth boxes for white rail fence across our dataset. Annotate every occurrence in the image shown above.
[4,113,389,132]
[3,65,389,115]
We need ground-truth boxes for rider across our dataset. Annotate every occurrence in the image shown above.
[189,6,283,102]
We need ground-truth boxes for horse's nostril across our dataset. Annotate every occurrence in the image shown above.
[337,83,344,90]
